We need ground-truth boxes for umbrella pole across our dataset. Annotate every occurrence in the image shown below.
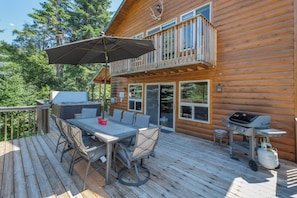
[103,53,108,119]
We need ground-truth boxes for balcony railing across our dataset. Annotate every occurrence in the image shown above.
[0,104,50,141]
[110,14,217,76]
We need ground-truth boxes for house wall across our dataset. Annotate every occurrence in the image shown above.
[107,0,296,161]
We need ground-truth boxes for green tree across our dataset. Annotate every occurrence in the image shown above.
[0,42,38,106]
[68,0,112,41]
[4,0,113,106]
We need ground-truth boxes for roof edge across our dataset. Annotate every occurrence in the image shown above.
[104,0,126,34]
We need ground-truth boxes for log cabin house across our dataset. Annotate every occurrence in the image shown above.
[99,0,297,162]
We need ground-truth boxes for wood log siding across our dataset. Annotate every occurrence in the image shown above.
[213,0,295,161]
[110,15,217,76]
[0,105,50,141]
[107,0,297,162]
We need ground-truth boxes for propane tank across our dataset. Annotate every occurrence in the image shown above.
[257,142,279,169]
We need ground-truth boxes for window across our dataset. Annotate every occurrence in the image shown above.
[180,3,211,50]
[147,26,161,36]
[196,4,211,20]
[128,84,143,112]
[161,20,177,30]
[179,80,210,123]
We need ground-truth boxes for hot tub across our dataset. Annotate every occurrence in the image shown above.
[50,91,101,119]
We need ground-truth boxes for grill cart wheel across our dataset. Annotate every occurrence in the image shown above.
[249,160,258,171]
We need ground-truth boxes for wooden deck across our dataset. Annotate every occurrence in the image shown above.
[0,119,296,198]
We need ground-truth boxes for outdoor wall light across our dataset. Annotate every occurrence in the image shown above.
[216,83,222,92]
[156,4,162,14]
[150,0,164,20]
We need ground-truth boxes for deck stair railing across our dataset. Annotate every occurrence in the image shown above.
[110,14,217,76]
[0,104,50,141]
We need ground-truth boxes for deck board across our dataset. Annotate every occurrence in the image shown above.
[2,141,14,197]
[0,119,296,198]
[12,139,27,198]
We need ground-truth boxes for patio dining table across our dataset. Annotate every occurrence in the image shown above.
[66,117,138,185]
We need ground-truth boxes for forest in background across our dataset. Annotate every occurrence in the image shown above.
[0,0,113,107]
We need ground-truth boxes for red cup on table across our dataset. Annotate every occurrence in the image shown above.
[101,119,107,125]
[98,117,103,124]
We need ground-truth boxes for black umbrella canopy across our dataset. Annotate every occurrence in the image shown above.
[45,35,155,119]
[45,35,155,65]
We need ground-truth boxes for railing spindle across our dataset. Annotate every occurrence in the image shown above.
[0,105,50,142]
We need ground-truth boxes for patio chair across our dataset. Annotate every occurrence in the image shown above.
[114,127,160,186]
[68,125,106,190]
[134,114,150,129]
[121,111,136,125]
[109,109,123,122]
[57,118,76,162]
[76,108,97,118]
[58,119,95,162]
[51,114,66,153]
[123,114,151,146]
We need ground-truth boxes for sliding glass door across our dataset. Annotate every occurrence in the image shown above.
[146,83,175,131]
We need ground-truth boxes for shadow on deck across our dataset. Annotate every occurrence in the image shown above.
[0,118,296,197]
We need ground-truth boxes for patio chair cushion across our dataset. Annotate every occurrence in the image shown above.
[81,108,97,118]
[121,111,136,125]
[110,109,123,122]
[134,114,150,129]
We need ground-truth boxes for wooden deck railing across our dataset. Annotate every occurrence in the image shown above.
[0,104,50,141]
[110,14,217,76]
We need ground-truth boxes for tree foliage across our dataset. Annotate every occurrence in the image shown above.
[68,0,112,41]
[0,0,113,107]
[0,42,38,106]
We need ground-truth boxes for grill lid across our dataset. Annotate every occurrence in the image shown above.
[229,112,258,124]
[227,111,271,129]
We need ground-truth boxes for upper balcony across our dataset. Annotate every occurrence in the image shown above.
[110,15,217,76]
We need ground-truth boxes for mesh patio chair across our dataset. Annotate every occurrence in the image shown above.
[121,111,136,125]
[51,115,67,153]
[69,125,106,190]
[123,114,151,146]
[114,127,160,186]
[109,109,123,122]
[58,119,96,163]
[56,118,76,162]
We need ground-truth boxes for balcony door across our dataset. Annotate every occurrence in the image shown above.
[145,83,175,132]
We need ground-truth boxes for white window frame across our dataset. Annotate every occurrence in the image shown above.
[179,80,210,123]
[195,3,211,21]
[179,3,211,51]
[128,83,143,112]
[147,26,161,36]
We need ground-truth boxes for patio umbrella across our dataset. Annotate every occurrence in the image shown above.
[45,35,155,118]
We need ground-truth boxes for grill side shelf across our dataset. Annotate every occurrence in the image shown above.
[255,129,287,137]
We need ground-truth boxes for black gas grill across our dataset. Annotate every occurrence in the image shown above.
[223,111,286,171]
